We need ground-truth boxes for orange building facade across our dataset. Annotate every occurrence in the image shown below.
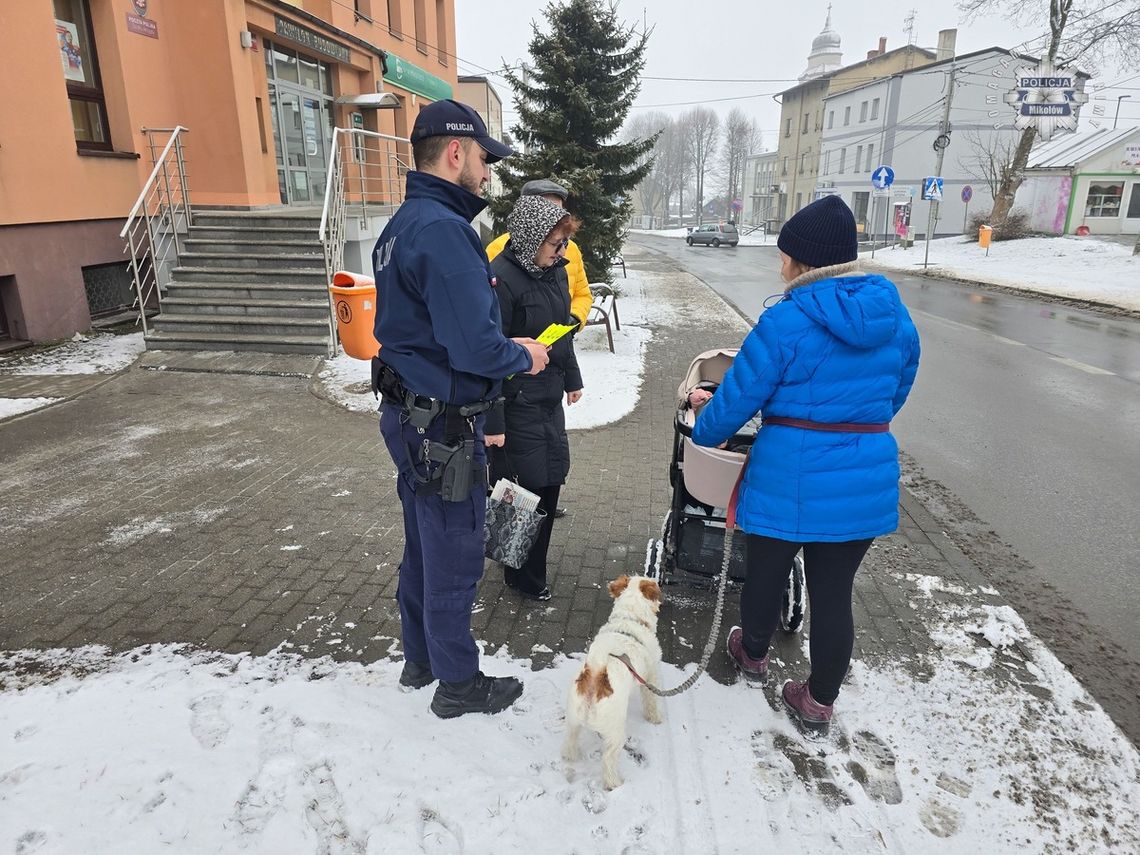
[0,0,457,344]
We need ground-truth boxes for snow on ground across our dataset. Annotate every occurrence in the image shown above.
[2,566,1138,855]
[862,235,1140,311]
[0,331,144,375]
[0,397,61,420]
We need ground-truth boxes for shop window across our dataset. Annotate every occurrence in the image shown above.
[53,0,111,150]
[1085,183,1124,218]
[435,0,447,65]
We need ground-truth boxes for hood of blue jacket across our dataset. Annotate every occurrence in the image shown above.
[787,273,902,349]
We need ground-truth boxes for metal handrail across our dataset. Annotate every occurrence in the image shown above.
[319,127,410,356]
[120,126,191,336]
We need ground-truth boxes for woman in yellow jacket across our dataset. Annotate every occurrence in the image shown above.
[486,179,592,329]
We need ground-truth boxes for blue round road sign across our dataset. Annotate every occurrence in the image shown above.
[871,165,895,190]
[961,185,973,203]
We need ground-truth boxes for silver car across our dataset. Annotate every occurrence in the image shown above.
[686,223,739,247]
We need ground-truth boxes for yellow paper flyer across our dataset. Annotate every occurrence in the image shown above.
[537,323,576,347]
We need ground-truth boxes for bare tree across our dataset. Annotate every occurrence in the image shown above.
[678,107,720,225]
[624,111,668,225]
[956,130,1018,200]
[957,0,1140,235]
[720,109,761,217]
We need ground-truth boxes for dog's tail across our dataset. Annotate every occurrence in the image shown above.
[574,663,614,707]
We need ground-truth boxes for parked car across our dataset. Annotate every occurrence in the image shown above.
[686,223,738,247]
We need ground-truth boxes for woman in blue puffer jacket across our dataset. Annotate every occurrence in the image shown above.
[691,195,920,736]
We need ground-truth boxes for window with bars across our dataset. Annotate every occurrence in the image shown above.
[53,0,111,150]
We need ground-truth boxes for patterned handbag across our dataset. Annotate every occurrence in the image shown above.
[484,498,547,569]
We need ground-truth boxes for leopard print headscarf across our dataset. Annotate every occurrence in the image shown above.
[506,195,569,276]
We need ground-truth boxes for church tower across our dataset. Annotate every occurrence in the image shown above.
[799,5,843,81]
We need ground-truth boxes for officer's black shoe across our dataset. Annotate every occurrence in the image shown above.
[553,506,567,519]
[430,672,524,719]
[399,661,436,690]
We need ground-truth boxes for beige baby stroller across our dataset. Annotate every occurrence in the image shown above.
[649,349,805,633]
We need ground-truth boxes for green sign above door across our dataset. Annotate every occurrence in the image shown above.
[384,54,452,102]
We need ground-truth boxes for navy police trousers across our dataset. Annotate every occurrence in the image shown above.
[379,402,487,684]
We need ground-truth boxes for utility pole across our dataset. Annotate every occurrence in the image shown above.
[923,62,956,270]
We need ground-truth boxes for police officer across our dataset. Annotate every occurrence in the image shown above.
[372,99,550,718]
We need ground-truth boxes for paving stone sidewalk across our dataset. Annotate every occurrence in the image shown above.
[0,244,992,693]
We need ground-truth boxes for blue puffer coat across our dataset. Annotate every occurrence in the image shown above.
[691,270,920,542]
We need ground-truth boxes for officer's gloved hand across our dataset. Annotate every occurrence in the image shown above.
[570,315,584,336]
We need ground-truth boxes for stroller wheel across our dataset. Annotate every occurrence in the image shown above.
[780,553,806,633]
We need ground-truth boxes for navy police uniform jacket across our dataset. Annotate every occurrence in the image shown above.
[372,171,531,403]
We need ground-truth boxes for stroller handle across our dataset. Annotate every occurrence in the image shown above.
[675,407,693,438]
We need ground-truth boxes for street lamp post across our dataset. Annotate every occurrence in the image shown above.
[1114,95,1131,130]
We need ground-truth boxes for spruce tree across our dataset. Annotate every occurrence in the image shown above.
[490,0,654,284]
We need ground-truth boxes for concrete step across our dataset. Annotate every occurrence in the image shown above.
[178,252,326,270]
[161,296,329,319]
[165,280,328,300]
[144,330,330,355]
[170,266,328,285]
[192,212,322,230]
[183,238,324,255]
[188,225,322,243]
[152,313,330,339]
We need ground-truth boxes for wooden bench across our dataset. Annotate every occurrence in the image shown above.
[585,283,621,353]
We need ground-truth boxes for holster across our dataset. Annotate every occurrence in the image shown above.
[373,356,500,501]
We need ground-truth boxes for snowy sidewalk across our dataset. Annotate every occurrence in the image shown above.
[1,246,1138,853]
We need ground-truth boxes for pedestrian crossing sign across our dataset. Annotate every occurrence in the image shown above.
[922,177,944,201]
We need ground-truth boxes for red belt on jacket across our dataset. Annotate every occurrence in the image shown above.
[762,416,890,433]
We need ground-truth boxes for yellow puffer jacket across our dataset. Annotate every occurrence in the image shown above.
[486,232,592,328]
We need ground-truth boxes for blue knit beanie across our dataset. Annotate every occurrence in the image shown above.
[776,195,858,269]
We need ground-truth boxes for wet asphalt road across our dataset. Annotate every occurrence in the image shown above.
[630,233,1140,669]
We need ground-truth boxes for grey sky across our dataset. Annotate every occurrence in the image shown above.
[454,1,1139,146]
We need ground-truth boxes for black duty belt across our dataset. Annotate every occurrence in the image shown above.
[372,356,498,500]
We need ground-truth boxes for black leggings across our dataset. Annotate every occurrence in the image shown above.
[740,534,873,705]
[505,484,561,594]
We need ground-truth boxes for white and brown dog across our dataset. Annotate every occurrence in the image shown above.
[561,574,664,789]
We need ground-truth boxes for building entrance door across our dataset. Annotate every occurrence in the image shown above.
[265,42,335,206]
[270,83,333,205]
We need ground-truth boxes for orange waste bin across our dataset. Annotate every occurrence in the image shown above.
[329,271,381,360]
[978,225,993,249]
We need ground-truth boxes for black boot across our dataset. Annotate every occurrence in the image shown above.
[430,672,524,719]
[399,661,435,690]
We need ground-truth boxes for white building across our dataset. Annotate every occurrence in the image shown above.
[1020,128,1140,235]
[816,43,1071,240]
[743,151,779,228]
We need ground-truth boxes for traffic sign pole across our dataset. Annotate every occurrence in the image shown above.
[869,166,895,259]
[925,63,957,271]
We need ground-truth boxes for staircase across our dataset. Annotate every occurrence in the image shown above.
[144,209,333,355]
